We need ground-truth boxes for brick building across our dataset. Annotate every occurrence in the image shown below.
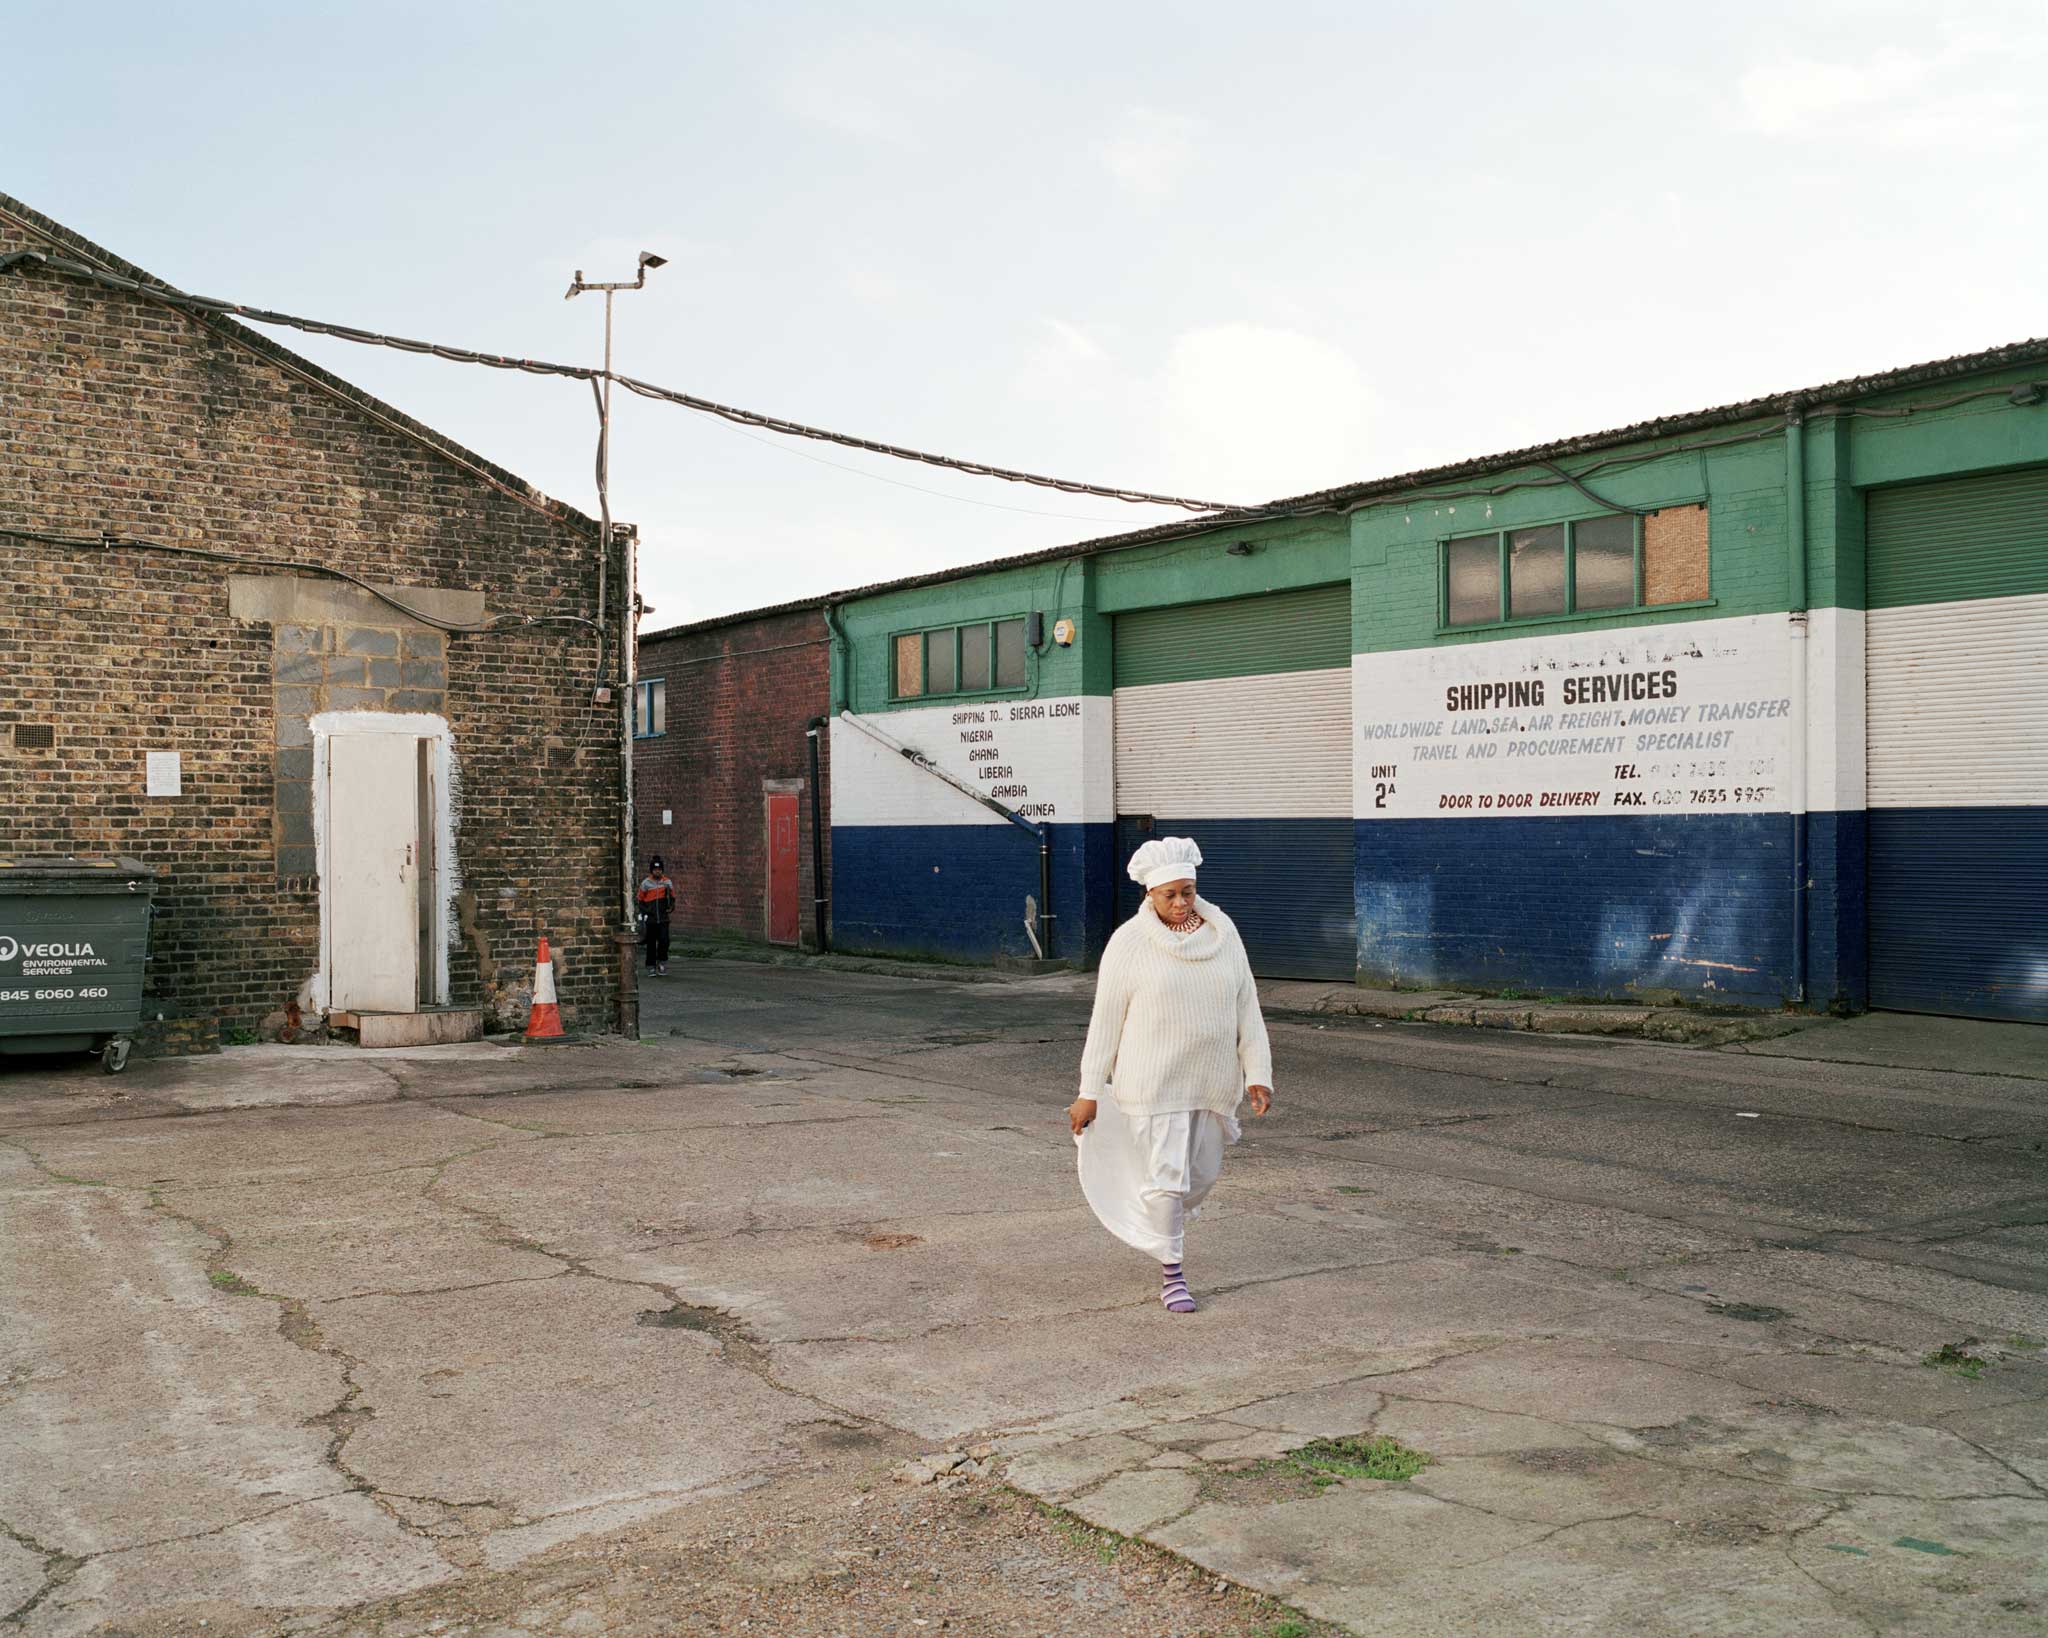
[0,192,635,1042]
[633,604,831,953]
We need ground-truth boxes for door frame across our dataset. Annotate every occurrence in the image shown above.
[311,710,456,1013]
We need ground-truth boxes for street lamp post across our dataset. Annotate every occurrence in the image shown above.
[566,251,666,1038]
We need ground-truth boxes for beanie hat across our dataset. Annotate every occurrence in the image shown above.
[1127,836,1202,891]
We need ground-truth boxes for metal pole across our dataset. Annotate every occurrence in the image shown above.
[566,252,666,1038]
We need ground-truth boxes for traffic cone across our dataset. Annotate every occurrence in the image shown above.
[525,936,567,1042]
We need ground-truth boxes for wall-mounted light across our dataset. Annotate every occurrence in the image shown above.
[2011,382,2045,407]
[1226,540,1257,557]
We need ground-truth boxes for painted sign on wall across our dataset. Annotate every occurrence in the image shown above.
[832,698,1112,827]
[1353,613,1851,821]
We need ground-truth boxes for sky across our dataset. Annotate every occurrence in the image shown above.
[12,1,2047,627]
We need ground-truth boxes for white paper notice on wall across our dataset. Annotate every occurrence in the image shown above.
[662,809,673,826]
[145,751,182,797]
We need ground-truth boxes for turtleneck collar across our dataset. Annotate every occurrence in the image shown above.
[1135,894,1225,959]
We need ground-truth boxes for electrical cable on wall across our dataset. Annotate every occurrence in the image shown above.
[1,525,605,637]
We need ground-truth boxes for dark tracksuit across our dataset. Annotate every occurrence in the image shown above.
[638,875,675,967]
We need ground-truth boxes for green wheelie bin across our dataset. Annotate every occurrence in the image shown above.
[0,856,155,1073]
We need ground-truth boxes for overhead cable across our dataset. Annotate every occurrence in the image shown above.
[0,249,1239,513]
[2,525,604,637]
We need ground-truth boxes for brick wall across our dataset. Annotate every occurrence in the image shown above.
[633,609,831,949]
[0,201,628,1035]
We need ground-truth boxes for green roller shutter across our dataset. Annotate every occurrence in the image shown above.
[1114,583,1351,687]
[1865,465,2048,609]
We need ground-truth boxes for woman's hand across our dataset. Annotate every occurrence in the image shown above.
[1068,1097,1098,1135]
[1246,1084,1273,1116]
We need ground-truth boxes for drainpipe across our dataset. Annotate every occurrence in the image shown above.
[806,716,830,952]
[822,600,851,714]
[616,523,641,1038]
[837,709,1053,961]
[1785,409,1810,1007]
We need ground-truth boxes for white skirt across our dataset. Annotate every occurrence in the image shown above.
[1076,1101,1241,1264]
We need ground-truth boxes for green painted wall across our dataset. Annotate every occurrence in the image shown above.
[1092,513,1349,613]
[832,358,2048,687]
[834,557,1092,713]
[833,512,1350,709]
[1349,422,1789,655]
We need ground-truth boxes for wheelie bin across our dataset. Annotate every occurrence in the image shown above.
[0,856,155,1073]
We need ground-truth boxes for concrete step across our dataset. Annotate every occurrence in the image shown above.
[339,1008,485,1048]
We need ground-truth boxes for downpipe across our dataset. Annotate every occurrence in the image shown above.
[1785,410,1809,1007]
[806,717,830,953]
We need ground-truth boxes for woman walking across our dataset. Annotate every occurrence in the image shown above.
[1069,837,1273,1313]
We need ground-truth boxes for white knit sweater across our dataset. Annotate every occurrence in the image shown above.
[1077,896,1273,1117]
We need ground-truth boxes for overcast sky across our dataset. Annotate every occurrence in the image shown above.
[14,1,2046,626]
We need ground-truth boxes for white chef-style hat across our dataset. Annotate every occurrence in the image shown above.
[1127,836,1203,891]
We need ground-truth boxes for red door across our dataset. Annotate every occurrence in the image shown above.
[767,792,800,945]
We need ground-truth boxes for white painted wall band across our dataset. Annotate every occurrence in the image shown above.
[830,697,1113,827]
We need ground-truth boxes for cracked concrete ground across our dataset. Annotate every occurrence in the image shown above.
[2,963,2045,1635]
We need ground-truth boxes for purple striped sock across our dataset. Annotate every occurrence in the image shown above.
[1161,1262,1195,1313]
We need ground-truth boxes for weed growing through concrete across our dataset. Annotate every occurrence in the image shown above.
[1286,1435,1433,1485]
[1922,1340,1990,1379]
[207,1270,258,1295]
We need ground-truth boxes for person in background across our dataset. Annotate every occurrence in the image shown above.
[1069,836,1273,1314]
[637,855,676,976]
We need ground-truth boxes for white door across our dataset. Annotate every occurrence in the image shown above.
[327,733,421,1012]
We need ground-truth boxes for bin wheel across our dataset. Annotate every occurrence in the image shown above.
[102,1039,131,1075]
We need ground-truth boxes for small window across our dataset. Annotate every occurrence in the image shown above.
[960,622,992,691]
[894,633,924,698]
[1573,513,1636,610]
[634,677,666,738]
[1446,536,1501,626]
[1443,512,1687,627]
[891,617,1034,699]
[925,628,958,694]
[1508,525,1566,619]
[994,618,1027,689]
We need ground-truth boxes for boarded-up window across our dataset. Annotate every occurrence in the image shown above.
[1644,505,1709,605]
[894,633,924,697]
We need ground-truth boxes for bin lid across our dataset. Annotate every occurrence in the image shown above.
[0,855,156,889]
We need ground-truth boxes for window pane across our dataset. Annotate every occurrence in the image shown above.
[1573,515,1636,611]
[926,628,957,694]
[1445,535,1500,626]
[650,678,666,735]
[994,618,1027,688]
[1508,525,1566,618]
[960,622,992,691]
[894,633,923,697]
[634,684,647,736]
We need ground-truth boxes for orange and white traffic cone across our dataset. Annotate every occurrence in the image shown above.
[525,937,567,1042]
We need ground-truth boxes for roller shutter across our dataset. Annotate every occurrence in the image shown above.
[1865,467,2048,1021]
[1113,584,1354,978]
